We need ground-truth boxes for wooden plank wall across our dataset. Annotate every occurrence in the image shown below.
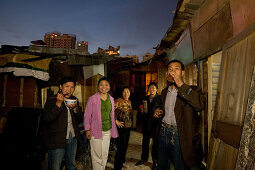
[207,25,255,170]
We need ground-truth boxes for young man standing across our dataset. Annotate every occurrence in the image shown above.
[154,60,205,170]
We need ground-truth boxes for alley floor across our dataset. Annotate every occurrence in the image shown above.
[106,130,153,170]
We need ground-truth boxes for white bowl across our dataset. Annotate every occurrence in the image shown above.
[65,99,76,105]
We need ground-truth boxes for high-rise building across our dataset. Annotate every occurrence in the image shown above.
[44,32,76,49]
[97,45,120,56]
[77,41,88,53]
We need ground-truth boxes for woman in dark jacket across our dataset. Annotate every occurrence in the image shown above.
[43,77,83,170]
[135,82,163,170]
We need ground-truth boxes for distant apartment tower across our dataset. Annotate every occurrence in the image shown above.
[142,52,154,62]
[97,45,120,56]
[44,32,76,49]
[77,41,88,53]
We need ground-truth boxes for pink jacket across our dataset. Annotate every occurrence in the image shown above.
[84,92,118,139]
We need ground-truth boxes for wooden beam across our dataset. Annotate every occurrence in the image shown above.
[185,2,201,10]
[176,12,193,20]
[213,121,242,148]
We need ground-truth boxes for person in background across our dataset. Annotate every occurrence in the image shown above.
[84,77,118,170]
[154,59,205,170]
[113,81,122,99]
[43,76,83,170]
[129,84,139,129]
[113,87,133,170]
[135,82,163,170]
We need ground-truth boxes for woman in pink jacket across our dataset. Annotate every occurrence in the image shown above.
[84,77,118,170]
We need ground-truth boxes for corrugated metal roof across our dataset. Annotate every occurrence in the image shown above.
[156,0,204,51]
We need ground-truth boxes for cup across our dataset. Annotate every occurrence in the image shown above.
[167,74,174,82]
[142,100,148,114]
[158,109,163,117]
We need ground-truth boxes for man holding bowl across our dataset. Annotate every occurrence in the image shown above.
[43,76,83,170]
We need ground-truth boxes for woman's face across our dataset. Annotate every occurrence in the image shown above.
[149,85,157,96]
[98,80,110,94]
[122,88,130,100]
[60,81,75,98]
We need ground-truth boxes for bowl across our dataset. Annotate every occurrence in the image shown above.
[64,99,76,105]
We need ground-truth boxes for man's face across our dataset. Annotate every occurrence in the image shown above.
[166,62,184,83]
[60,81,75,98]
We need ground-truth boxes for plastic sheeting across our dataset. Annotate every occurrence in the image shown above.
[167,28,194,65]
[0,54,51,81]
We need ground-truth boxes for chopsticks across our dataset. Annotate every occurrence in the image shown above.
[50,89,69,98]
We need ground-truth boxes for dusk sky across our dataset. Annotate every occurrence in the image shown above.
[0,0,177,59]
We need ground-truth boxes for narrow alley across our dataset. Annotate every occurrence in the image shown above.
[106,130,153,170]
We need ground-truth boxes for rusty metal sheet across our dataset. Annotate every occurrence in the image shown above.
[192,4,233,59]
[191,0,218,31]
[230,0,255,36]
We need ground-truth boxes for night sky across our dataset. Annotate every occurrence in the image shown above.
[0,0,177,60]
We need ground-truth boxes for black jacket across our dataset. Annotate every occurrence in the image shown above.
[142,94,163,117]
[43,95,83,149]
[161,84,205,168]
[141,94,163,135]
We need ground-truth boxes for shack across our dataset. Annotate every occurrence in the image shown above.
[155,0,255,169]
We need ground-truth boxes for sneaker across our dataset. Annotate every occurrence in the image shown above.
[135,160,146,166]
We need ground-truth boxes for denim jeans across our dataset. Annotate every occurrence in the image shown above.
[158,126,189,170]
[48,137,77,170]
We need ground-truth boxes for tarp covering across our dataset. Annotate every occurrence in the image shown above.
[167,28,194,65]
[0,54,51,81]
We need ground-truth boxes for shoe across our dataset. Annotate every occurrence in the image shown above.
[152,163,157,170]
[122,163,129,168]
[135,160,146,166]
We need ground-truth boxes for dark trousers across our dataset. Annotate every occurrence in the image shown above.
[141,117,160,165]
[114,128,131,170]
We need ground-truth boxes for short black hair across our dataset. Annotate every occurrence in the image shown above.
[98,77,110,86]
[121,86,130,94]
[59,76,76,86]
[167,59,185,70]
[148,82,158,89]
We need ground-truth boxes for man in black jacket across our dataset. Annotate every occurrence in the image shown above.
[43,77,83,170]
[154,60,205,170]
